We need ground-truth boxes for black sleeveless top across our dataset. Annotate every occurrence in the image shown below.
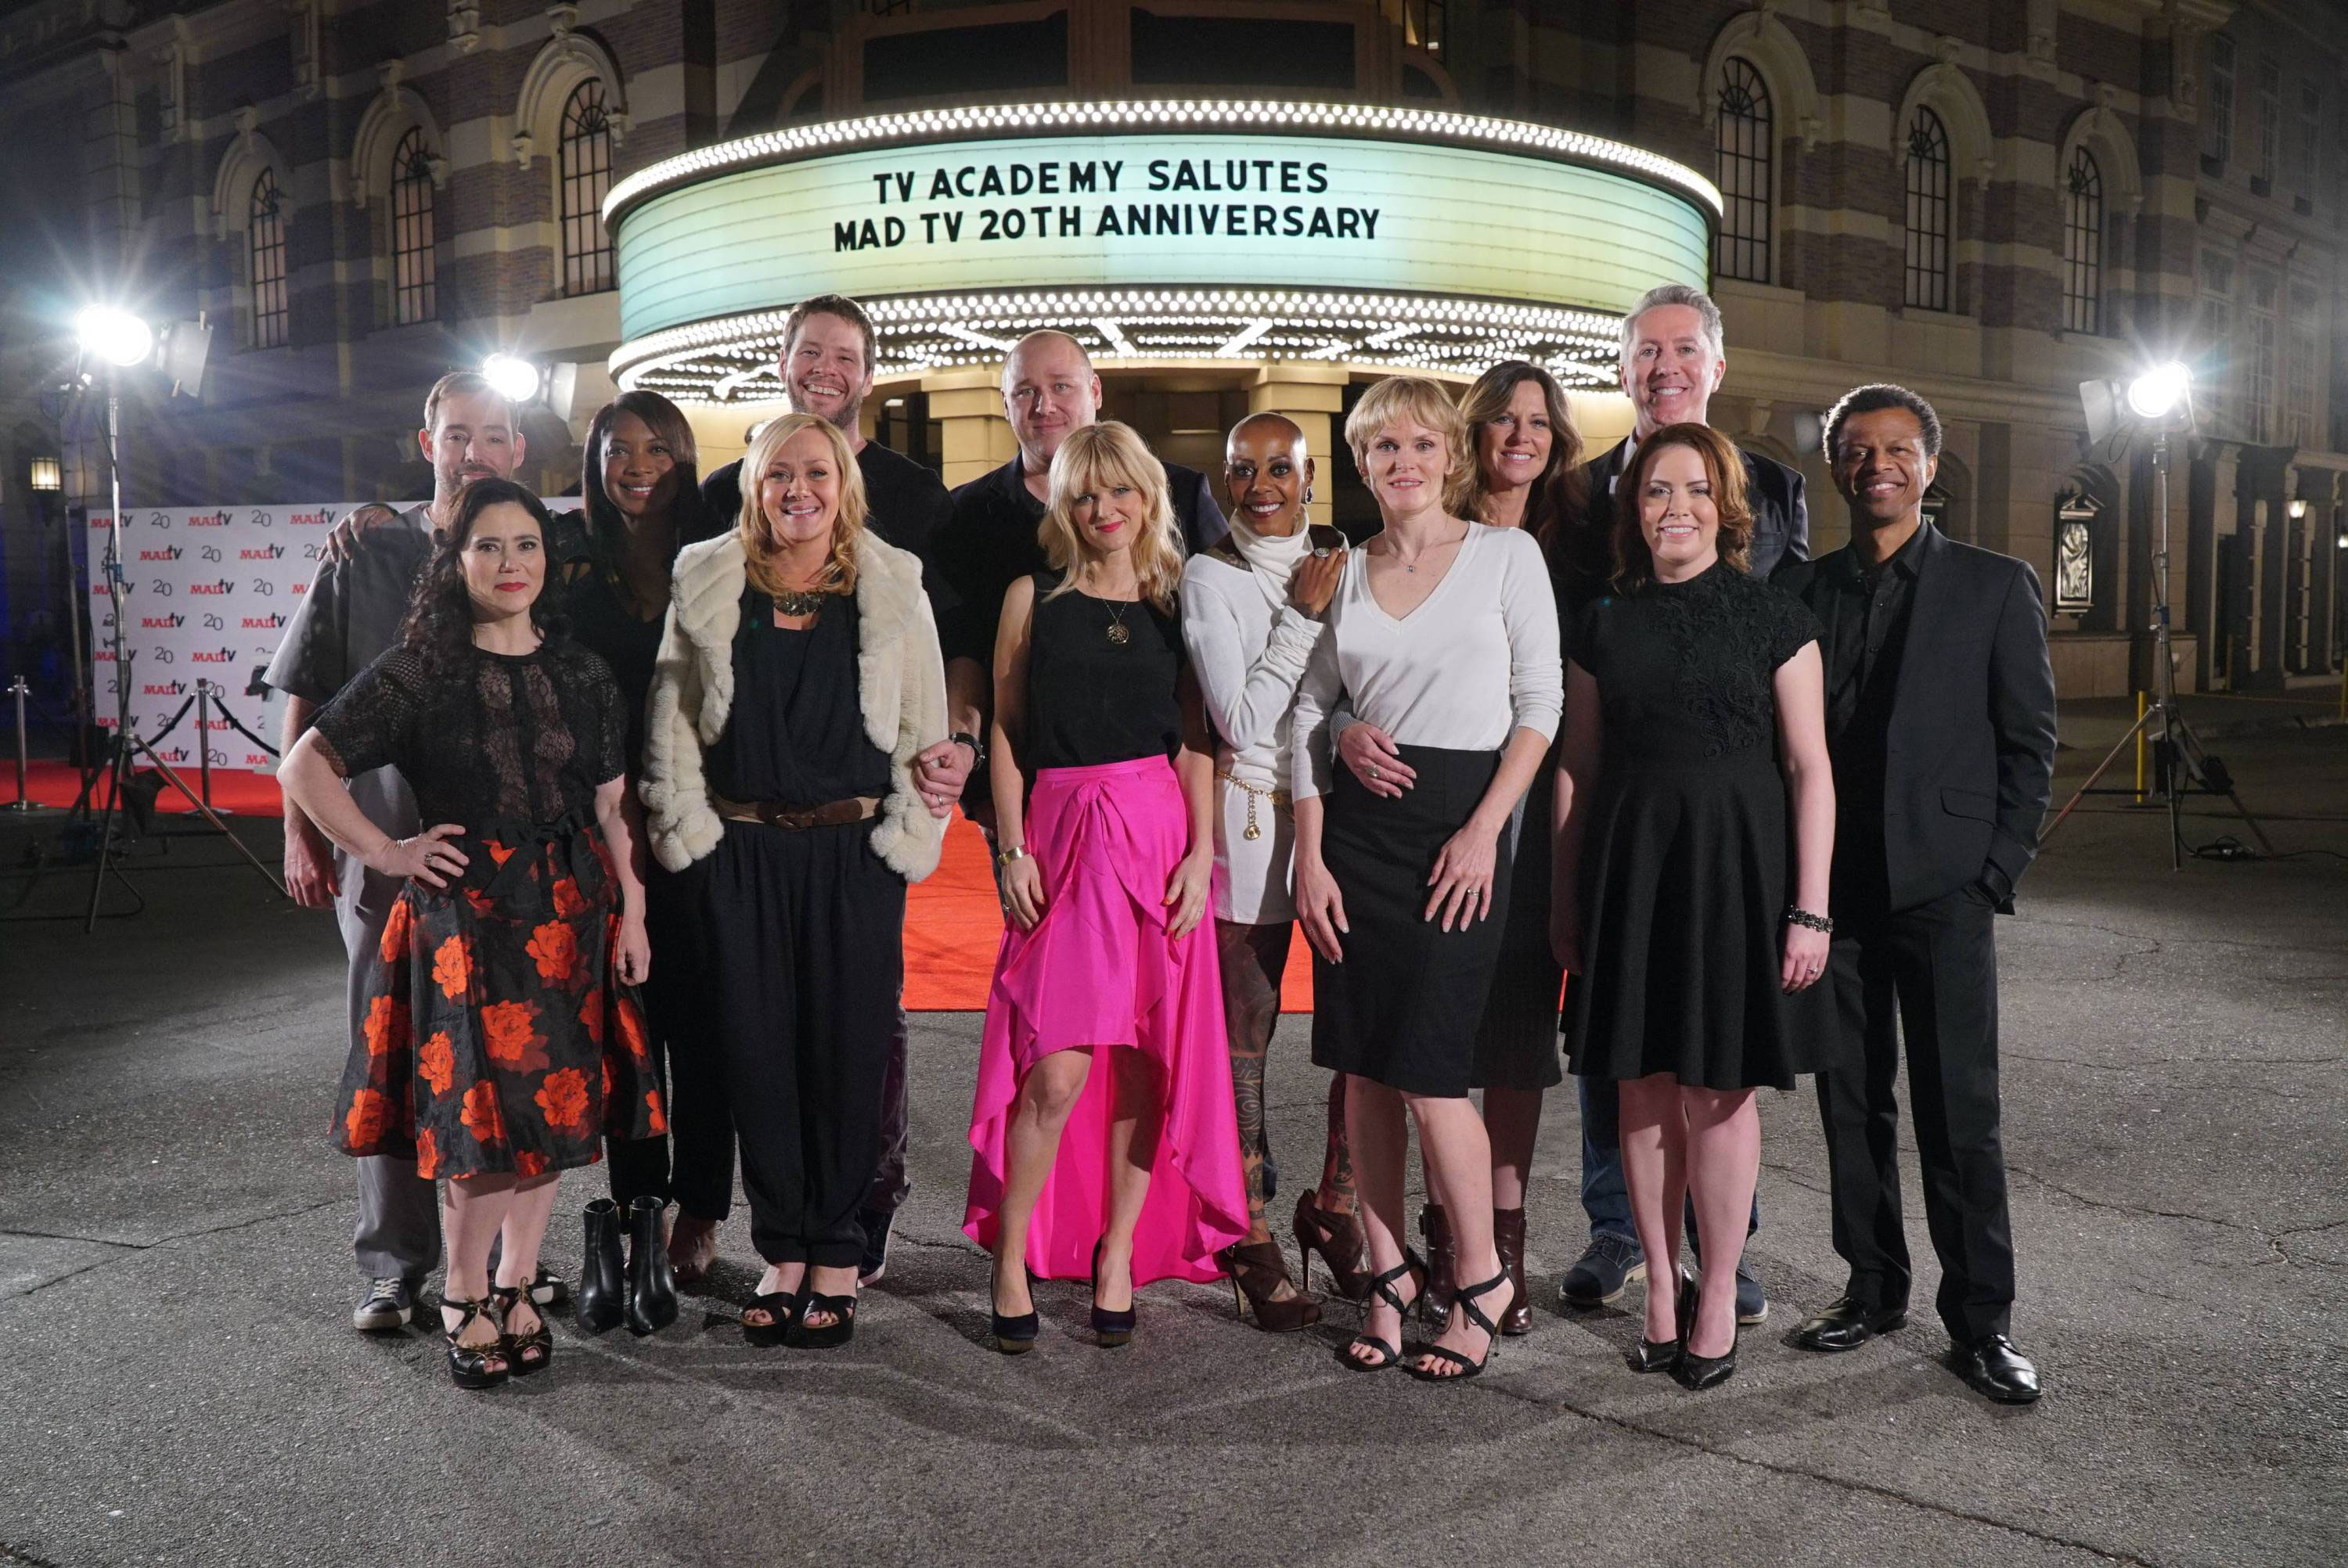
[1023,570,1184,770]
[706,591,892,806]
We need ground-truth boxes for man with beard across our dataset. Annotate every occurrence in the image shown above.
[700,294,976,1286]
[267,372,570,1329]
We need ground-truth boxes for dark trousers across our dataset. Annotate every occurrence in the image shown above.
[607,861,736,1221]
[703,821,906,1270]
[1817,883,2015,1342]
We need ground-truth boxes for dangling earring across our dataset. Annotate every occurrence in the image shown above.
[1302,485,1315,506]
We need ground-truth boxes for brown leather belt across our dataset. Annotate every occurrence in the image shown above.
[710,793,880,829]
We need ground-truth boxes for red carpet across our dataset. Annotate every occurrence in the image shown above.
[13,763,1314,1012]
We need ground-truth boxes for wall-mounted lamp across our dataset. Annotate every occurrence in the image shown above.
[2287,498,2308,520]
[28,457,62,491]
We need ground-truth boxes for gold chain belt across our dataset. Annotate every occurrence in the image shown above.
[1216,772,1291,842]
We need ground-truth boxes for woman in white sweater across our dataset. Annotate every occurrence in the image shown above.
[1292,376,1563,1382]
[1179,412,1359,1332]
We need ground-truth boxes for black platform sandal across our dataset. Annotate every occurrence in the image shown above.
[991,1271,1039,1355]
[491,1284,553,1376]
[1410,1269,1511,1383]
[441,1296,510,1390]
[1340,1249,1427,1372]
[742,1286,803,1348]
[1090,1240,1136,1349]
[794,1292,858,1350]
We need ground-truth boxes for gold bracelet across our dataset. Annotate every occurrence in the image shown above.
[995,843,1031,868]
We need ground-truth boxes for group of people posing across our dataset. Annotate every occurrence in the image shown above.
[270,282,2057,1405]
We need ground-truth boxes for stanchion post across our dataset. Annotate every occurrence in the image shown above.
[6,676,31,811]
[2133,690,2146,805]
[195,680,215,813]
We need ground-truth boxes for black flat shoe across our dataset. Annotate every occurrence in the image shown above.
[1631,1272,1696,1374]
[742,1286,802,1348]
[1953,1333,2042,1404]
[441,1296,510,1390]
[491,1284,553,1376]
[991,1274,1039,1355]
[1090,1240,1136,1349]
[794,1292,858,1350]
[1341,1250,1426,1372]
[1789,1293,1907,1353]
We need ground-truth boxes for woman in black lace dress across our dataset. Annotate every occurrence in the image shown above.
[281,478,661,1390]
[1554,424,1835,1392]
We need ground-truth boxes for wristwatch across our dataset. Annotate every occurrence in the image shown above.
[950,729,986,768]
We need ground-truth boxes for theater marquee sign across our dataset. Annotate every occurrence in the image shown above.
[603,102,1718,399]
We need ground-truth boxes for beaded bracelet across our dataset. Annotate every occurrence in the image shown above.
[1782,906,1834,934]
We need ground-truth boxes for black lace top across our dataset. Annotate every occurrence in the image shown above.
[311,639,628,828]
[1569,561,1821,765]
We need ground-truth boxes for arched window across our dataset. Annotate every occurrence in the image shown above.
[391,129,437,325]
[2062,146,2103,335]
[249,169,289,349]
[560,80,615,296]
[1903,106,1952,312]
[1714,58,1773,284]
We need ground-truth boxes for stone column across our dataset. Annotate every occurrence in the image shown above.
[924,369,1016,491]
[1247,362,1349,530]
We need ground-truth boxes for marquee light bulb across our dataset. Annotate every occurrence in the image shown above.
[2125,363,2191,421]
[76,306,154,369]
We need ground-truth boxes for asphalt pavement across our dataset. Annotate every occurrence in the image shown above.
[2,728,2343,1568]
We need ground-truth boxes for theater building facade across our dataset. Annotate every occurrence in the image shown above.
[1,0,2343,701]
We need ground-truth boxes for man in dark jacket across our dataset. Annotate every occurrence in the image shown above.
[1560,283,1810,1322]
[1774,383,2057,1404]
[929,328,1228,823]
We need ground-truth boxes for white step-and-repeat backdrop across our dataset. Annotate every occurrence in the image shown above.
[84,501,574,775]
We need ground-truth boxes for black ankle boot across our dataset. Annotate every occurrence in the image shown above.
[576,1198,625,1333]
[624,1196,679,1335]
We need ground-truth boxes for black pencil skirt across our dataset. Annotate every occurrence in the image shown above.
[1310,744,1511,1098]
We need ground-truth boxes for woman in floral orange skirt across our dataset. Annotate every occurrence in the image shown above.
[282,477,661,1390]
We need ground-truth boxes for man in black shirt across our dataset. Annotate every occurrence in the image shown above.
[699,293,973,1286]
[266,372,566,1331]
[930,329,1229,822]
[1775,384,2057,1404]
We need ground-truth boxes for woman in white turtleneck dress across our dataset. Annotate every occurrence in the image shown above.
[1178,413,1361,1332]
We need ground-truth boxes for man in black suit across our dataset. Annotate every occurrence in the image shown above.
[929,328,1228,827]
[1559,283,1809,1323]
[1775,383,2057,1404]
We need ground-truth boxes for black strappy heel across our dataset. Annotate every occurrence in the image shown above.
[1341,1248,1427,1372]
[1410,1269,1513,1383]
[743,1285,803,1348]
[795,1292,858,1350]
[490,1283,553,1376]
[441,1296,510,1390]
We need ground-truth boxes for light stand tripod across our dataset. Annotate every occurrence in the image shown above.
[80,369,285,930]
[2042,426,2274,869]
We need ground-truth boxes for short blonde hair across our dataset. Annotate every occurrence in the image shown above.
[1344,376,1475,516]
[736,412,867,599]
[1038,422,1183,613]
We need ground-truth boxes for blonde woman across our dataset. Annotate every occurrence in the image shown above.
[1292,376,1563,1381]
[640,412,949,1350]
[963,421,1248,1354]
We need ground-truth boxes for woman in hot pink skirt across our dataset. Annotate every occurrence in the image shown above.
[963,422,1248,1353]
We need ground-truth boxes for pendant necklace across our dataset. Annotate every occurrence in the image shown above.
[1104,599,1133,646]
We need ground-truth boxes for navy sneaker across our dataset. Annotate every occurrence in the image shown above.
[1734,1257,1768,1325]
[856,1208,895,1286]
[1559,1232,1647,1308]
[351,1277,413,1332]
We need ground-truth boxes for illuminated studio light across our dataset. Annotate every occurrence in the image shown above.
[481,353,542,403]
[2125,362,2191,421]
[75,306,155,369]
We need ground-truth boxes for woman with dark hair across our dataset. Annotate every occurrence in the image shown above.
[564,391,724,1321]
[1553,423,1834,1391]
[280,477,662,1390]
[1334,362,1588,1336]
[641,412,949,1350]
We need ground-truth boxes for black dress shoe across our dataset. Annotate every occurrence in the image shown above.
[1788,1294,1907,1353]
[1953,1334,2042,1404]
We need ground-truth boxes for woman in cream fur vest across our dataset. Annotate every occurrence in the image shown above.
[640,412,948,1350]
